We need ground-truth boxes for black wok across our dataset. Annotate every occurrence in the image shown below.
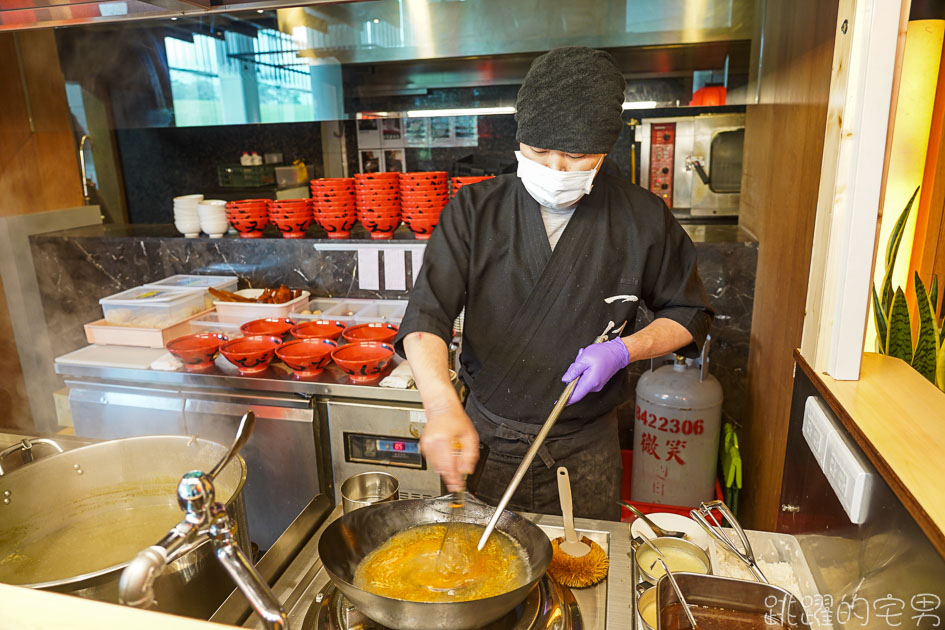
[318,496,552,630]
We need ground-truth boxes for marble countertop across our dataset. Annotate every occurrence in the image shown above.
[35,222,757,245]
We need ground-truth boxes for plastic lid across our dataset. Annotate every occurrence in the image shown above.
[100,286,199,306]
[145,274,238,289]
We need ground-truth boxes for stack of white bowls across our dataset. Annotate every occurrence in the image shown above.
[197,199,228,237]
[174,194,203,237]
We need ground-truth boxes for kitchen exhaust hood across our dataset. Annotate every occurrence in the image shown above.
[3,0,753,64]
[0,0,372,31]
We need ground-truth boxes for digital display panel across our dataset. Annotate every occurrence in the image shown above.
[345,433,424,469]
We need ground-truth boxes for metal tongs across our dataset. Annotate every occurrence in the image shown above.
[690,499,768,583]
[477,319,627,550]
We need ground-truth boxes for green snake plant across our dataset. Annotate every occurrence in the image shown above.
[871,186,945,392]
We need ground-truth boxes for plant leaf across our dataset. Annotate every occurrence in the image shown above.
[930,275,939,318]
[886,288,914,363]
[912,273,937,382]
[937,341,945,391]
[872,284,888,352]
[882,187,920,313]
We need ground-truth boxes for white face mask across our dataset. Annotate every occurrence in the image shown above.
[515,151,602,210]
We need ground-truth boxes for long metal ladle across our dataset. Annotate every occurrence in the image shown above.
[477,319,627,550]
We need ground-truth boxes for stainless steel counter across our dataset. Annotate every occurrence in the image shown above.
[213,500,633,630]
[54,356,424,404]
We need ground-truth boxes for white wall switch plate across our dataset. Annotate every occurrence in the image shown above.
[803,396,836,468]
[823,425,874,524]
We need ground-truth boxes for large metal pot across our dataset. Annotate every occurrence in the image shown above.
[318,497,552,630]
[0,435,248,619]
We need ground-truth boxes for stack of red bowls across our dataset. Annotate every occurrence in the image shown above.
[225,199,270,238]
[355,172,402,240]
[451,175,494,198]
[401,171,449,240]
[311,178,357,239]
[269,199,313,239]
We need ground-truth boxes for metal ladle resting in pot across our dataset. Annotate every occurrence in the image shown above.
[118,411,288,630]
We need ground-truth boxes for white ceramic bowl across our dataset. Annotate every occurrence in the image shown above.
[197,206,226,220]
[174,208,199,218]
[175,220,201,232]
[200,222,229,235]
[174,194,204,203]
[629,512,713,553]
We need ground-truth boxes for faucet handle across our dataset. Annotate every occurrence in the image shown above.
[210,410,255,480]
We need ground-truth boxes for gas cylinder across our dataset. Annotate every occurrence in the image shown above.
[631,344,723,507]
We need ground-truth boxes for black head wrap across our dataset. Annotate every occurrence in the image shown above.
[515,46,626,154]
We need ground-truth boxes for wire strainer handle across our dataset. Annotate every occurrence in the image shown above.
[690,500,768,584]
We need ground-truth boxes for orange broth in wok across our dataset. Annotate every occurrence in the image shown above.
[353,523,529,602]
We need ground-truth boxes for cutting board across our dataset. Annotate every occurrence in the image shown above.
[55,344,168,370]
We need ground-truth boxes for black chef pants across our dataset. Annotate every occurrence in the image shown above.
[466,393,622,521]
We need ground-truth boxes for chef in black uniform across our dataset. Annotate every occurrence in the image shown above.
[394,47,713,520]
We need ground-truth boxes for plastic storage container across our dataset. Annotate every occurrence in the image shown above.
[213,288,310,320]
[99,287,207,329]
[353,302,403,323]
[293,298,346,320]
[320,299,377,325]
[189,313,245,338]
[143,274,238,309]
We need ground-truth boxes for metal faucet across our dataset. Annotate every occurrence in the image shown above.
[79,134,93,204]
[118,412,289,630]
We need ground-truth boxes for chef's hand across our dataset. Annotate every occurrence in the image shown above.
[420,408,480,492]
[561,337,630,405]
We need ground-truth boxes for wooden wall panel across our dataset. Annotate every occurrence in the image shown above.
[738,0,840,529]
[0,30,83,431]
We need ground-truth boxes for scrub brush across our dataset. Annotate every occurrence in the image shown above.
[547,467,609,588]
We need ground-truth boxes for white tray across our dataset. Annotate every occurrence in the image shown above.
[213,289,310,320]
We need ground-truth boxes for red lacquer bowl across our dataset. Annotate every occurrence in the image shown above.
[401,171,448,181]
[240,317,296,338]
[331,341,395,383]
[317,215,357,238]
[229,216,269,238]
[219,335,283,375]
[404,217,439,239]
[291,319,347,340]
[276,338,338,379]
[166,332,228,372]
[359,215,401,239]
[354,172,400,180]
[342,322,399,344]
[271,217,313,238]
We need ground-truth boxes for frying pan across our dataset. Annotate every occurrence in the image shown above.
[317,496,552,630]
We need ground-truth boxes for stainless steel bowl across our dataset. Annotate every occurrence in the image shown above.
[340,471,400,513]
[635,536,711,583]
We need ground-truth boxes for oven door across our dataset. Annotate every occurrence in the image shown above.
[688,114,745,216]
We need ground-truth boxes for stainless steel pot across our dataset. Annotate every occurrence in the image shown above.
[318,496,552,630]
[0,435,248,619]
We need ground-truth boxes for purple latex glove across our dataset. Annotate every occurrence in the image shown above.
[561,337,630,405]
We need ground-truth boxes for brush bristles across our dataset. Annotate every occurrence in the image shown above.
[547,536,609,588]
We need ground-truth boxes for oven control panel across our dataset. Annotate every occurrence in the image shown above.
[648,122,676,206]
[344,432,425,469]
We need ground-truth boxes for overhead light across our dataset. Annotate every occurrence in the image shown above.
[257,8,264,12]
[406,106,516,118]
[372,18,380,23]
[622,101,658,110]
[170,16,177,20]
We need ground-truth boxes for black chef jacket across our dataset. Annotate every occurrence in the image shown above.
[394,173,713,426]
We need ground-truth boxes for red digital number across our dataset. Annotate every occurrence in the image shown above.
[393,442,405,451]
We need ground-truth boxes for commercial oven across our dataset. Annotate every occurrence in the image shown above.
[639,112,745,217]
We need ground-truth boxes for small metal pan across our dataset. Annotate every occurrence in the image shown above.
[655,572,812,630]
